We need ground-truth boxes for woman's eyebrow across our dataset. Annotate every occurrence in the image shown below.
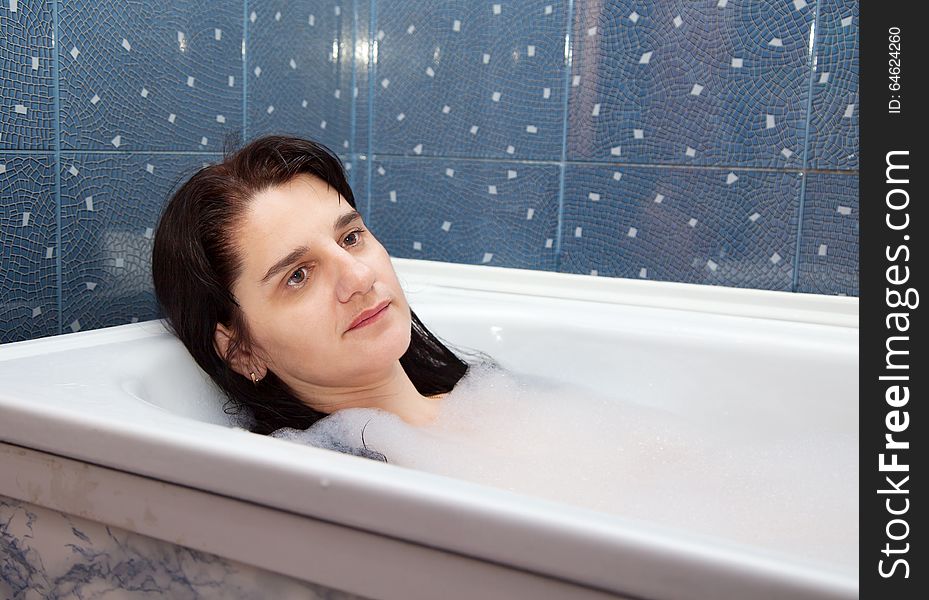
[259,209,363,284]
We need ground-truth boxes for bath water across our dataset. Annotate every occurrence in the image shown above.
[270,362,858,570]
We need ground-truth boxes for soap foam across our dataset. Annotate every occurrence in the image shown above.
[271,362,858,570]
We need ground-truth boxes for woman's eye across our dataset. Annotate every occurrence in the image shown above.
[285,230,365,290]
[287,267,308,287]
[344,228,366,246]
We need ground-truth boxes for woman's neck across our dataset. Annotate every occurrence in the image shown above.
[289,361,447,427]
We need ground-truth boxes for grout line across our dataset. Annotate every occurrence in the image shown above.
[53,0,62,336]
[793,178,810,293]
[792,1,823,293]
[57,151,225,157]
[1,145,860,176]
[554,0,575,268]
[365,0,377,222]
[359,152,859,176]
[0,150,57,155]
[348,0,359,194]
[242,0,249,142]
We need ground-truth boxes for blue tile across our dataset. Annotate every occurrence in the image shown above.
[372,1,568,160]
[568,0,814,167]
[58,1,242,151]
[0,0,54,150]
[352,0,373,155]
[59,153,213,332]
[247,1,354,152]
[337,153,362,208]
[807,0,858,170]
[369,157,560,269]
[0,154,58,343]
[560,165,801,290]
[350,154,370,215]
[796,173,857,295]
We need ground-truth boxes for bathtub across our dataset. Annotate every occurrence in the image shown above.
[0,258,858,599]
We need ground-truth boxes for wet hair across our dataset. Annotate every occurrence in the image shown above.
[151,135,492,456]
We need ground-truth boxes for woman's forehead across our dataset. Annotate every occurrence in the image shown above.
[257,173,339,205]
[236,175,352,280]
[246,176,342,226]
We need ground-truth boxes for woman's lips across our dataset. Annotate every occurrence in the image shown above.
[346,301,390,332]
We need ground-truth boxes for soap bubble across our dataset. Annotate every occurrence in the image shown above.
[272,362,858,570]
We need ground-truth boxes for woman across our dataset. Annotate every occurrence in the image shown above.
[151,135,492,450]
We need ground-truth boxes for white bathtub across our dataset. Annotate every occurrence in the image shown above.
[0,258,858,599]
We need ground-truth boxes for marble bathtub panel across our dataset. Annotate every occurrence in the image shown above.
[0,494,371,600]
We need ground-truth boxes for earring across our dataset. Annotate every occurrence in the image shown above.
[250,371,260,384]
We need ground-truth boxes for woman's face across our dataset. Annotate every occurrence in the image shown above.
[224,173,412,397]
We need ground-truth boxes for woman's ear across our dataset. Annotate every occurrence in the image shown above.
[214,322,264,379]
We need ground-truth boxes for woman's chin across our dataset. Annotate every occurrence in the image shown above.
[353,317,411,358]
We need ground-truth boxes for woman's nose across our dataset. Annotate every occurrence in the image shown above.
[333,247,375,301]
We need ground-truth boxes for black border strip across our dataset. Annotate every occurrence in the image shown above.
[861,2,924,597]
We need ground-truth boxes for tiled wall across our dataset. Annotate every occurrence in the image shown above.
[0,0,859,344]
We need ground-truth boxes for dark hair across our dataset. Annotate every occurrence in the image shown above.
[151,135,490,453]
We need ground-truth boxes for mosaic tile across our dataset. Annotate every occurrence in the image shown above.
[560,164,801,290]
[59,153,213,331]
[796,173,858,295]
[372,0,568,160]
[247,0,354,153]
[58,1,242,151]
[568,0,814,168]
[369,157,560,269]
[0,154,58,343]
[0,0,54,150]
[351,0,373,155]
[350,153,370,217]
[807,0,858,170]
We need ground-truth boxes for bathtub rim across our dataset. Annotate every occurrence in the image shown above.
[390,258,858,329]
